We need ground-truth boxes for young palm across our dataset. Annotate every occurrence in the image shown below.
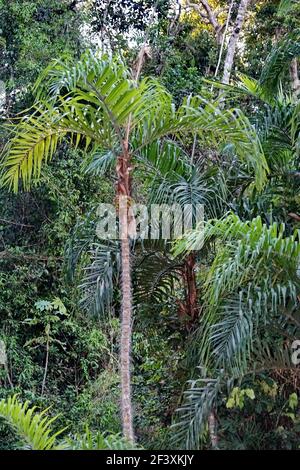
[0,50,267,441]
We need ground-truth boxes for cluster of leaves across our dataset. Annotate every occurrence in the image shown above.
[0,394,136,450]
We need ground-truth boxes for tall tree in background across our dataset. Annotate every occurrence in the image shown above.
[186,0,251,83]
[222,0,250,83]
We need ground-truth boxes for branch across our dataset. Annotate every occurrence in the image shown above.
[199,0,220,31]
[186,0,223,44]
[214,0,235,78]
[288,212,300,222]
[0,218,34,228]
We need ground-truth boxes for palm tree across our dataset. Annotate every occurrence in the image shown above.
[208,70,300,226]
[173,213,300,449]
[170,66,300,449]
[0,50,267,441]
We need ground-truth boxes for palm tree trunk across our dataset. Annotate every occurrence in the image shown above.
[208,410,218,449]
[290,58,300,100]
[222,0,250,84]
[120,233,134,442]
[185,252,198,320]
[116,45,150,443]
[117,144,134,442]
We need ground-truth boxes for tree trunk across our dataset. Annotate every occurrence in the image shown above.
[222,0,250,84]
[199,0,223,45]
[117,143,134,442]
[208,410,218,449]
[214,0,234,79]
[115,44,149,444]
[177,252,199,323]
[120,231,134,442]
[185,252,198,320]
[41,339,49,396]
[290,58,300,100]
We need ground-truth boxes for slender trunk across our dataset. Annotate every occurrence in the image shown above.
[290,58,300,100]
[222,0,250,84]
[120,232,134,442]
[208,410,218,449]
[115,44,149,443]
[185,252,198,320]
[41,339,49,396]
[214,0,234,79]
[177,252,199,322]
[117,140,134,441]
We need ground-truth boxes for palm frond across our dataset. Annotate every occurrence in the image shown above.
[84,147,116,176]
[260,36,300,96]
[79,241,120,316]
[0,101,102,191]
[65,209,98,280]
[173,341,300,450]
[172,372,223,450]
[0,395,66,450]
[205,74,274,105]
[137,95,269,191]
[150,169,226,221]
[173,214,300,447]
[133,251,183,306]
[67,428,138,450]
[134,139,191,178]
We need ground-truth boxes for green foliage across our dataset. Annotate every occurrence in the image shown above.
[1,0,300,452]
[0,395,137,450]
[259,35,300,96]
[0,395,65,449]
[226,387,255,410]
[173,214,300,449]
[1,51,268,192]
[0,0,83,104]
[68,427,138,450]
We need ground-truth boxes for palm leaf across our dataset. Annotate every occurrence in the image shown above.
[260,36,300,96]
[0,395,66,450]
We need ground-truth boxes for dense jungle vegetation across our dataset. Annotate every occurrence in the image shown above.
[0,0,300,450]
